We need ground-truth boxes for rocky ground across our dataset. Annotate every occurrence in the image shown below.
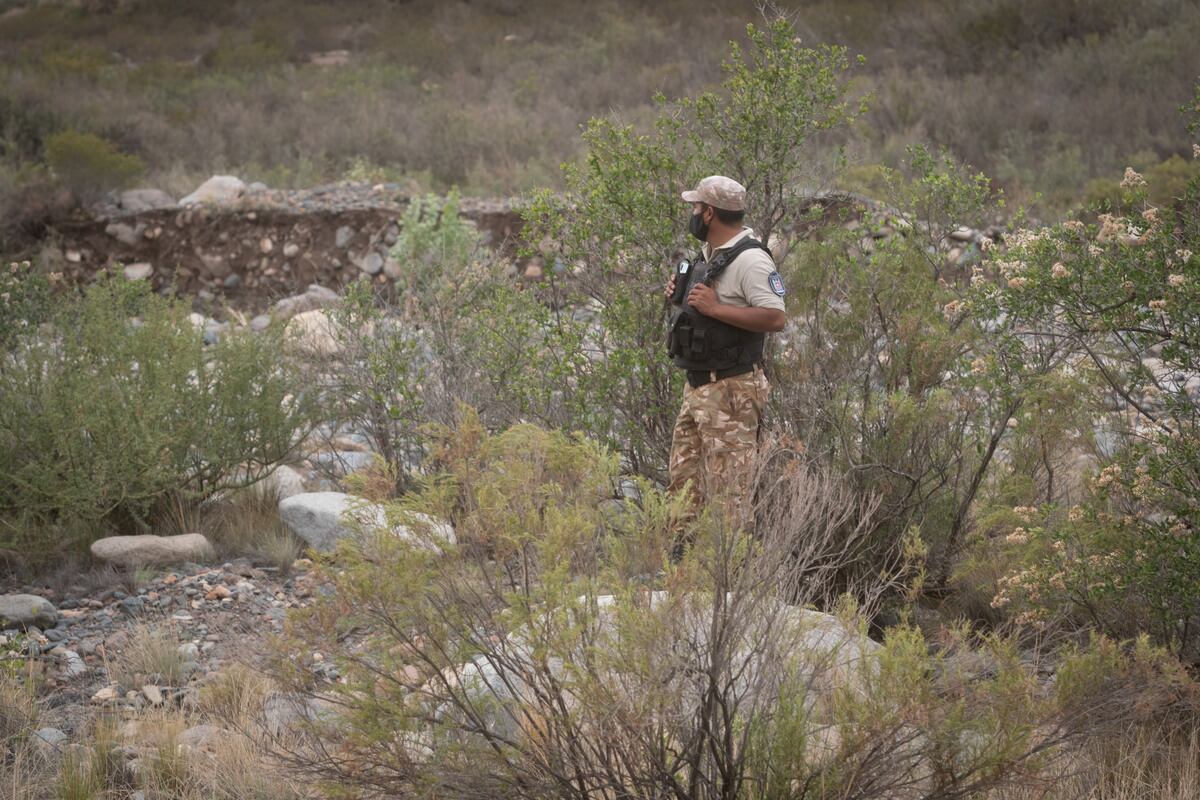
[1,553,326,745]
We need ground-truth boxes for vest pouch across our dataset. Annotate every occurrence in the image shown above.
[667,316,690,357]
[687,328,709,361]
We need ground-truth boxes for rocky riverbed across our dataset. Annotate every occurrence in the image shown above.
[1,553,329,741]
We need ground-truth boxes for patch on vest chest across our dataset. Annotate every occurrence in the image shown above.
[768,271,786,296]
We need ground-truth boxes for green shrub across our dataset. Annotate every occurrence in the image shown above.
[977,153,1200,654]
[520,17,863,479]
[1083,153,1200,211]
[0,270,313,550]
[312,193,503,487]
[43,129,144,201]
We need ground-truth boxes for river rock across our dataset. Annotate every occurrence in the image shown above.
[33,727,69,754]
[179,175,246,207]
[178,724,221,752]
[265,464,306,500]
[0,594,58,629]
[105,222,143,246]
[60,649,87,678]
[123,262,153,281]
[451,596,878,743]
[355,251,384,275]
[284,309,340,357]
[273,284,339,322]
[90,533,214,567]
[278,492,454,552]
[262,693,337,736]
[118,188,175,213]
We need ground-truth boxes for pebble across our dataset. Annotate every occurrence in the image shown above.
[92,685,119,704]
[61,649,87,678]
[118,597,145,616]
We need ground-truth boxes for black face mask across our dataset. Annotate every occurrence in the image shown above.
[688,209,710,242]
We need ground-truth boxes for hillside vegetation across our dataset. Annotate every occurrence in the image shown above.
[2,6,1200,799]
[1,0,1199,252]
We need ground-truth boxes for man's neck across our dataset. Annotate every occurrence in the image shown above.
[706,226,745,251]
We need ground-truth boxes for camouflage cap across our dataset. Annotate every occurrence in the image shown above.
[680,175,746,211]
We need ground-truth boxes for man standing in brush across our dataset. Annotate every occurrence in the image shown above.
[665,175,786,533]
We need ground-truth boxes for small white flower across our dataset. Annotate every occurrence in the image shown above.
[1006,528,1029,545]
[1007,276,1028,289]
[1149,299,1168,311]
[1168,273,1185,287]
[1051,262,1071,279]
[1121,167,1146,189]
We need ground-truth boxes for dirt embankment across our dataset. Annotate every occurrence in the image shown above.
[51,181,524,312]
[46,178,993,313]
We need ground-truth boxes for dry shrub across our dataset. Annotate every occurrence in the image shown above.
[55,718,139,800]
[0,673,54,800]
[106,624,187,691]
[159,481,302,568]
[263,416,1165,800]
[202,665,273,729]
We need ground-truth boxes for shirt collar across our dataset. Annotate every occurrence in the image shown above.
[702,227,755,261]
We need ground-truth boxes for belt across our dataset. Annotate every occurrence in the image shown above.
[686,363,758,389]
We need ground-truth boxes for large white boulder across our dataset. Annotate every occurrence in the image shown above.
[278,492,454,552]
[445,595,878,744]
[90,533,214,566]
[284,309,340,357]
[179,175,246,207]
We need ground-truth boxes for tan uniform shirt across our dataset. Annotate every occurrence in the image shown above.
[700,227,785,312]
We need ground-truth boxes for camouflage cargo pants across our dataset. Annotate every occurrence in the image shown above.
[667,366,769,529]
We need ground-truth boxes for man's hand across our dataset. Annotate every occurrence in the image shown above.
[687,283,719,315]
[665,275,676,300]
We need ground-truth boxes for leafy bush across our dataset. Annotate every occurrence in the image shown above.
[43,129,144,201]
[520,17,863,479]
[977,156,1200,654]
[310,193,516,487]
[0,268,313,551]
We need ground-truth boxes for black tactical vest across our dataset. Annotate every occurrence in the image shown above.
[666,237,771,372]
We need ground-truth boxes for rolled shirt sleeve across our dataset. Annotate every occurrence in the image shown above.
[737,250,786,311]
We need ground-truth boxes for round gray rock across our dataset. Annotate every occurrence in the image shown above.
[90,533,214,567]
[0,594,58,629]
[33,727,69,754]
[279,492,453,552]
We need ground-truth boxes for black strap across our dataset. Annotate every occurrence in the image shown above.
[701,237,770,287]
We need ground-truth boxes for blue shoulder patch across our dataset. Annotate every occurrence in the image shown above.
[768,271,786,296]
